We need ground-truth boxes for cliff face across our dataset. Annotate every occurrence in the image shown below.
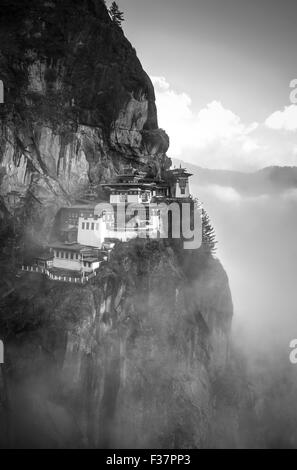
[0,241,233,448]
[0,0,170,237]
[0,1,236,449]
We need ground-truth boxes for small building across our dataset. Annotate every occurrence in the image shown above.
[167,167,193,199]
[49,243,83,271]
[49,243,103,273]
[58,204,97,229]
[80,247,105,273]
[34,253,54,269]
[101,166,160,204]
[81,256,101,273]
[77,216,107,248]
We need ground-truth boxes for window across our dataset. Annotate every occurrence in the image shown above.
[181,188,185,195]
[86,223,90,230]
[71,253,74,260]
[91,223,94,230]
[66,252,69,259]
[82,222,85,230]
[76,254,79,260]
[61,252,64,259]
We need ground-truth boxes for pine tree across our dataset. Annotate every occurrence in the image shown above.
[109,1,124,27]
[201,208,217,254]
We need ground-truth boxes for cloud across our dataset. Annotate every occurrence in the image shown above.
[198,184,269,207]
[207,185,242,203]
[151,76,170,91]
[151,76,259,158]
[282,188,297,201]
[242,139,261,153]
[265,105,297,131]
[151,76,297,170]
[194,102,258,147]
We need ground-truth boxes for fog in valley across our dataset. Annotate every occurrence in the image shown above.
[179,161,297,447]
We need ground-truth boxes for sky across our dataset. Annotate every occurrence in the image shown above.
[114,0,297,171]
[192,177,297,354]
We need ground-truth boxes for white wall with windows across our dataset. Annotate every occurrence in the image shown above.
[52,250,81,271]
[77,217,106,248]
[81,260,101,273]
[174,178,190,198]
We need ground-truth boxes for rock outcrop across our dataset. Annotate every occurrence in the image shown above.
[0,0,170,229]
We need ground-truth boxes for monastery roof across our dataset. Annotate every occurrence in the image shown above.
[168,168,193,177]
[83,257,101,263]
[49,242,93,252]
[101,182,156,188]
[34,252,54,261]
[61,204,97,210]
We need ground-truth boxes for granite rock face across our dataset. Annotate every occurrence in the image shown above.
[0,0,170,228]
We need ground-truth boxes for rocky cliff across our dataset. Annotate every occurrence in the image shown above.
[0,241,234,448]
[0,0,236,449]
[0,0,170,239]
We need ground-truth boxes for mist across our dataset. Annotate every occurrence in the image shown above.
[193,181,297,353]
[188,164,297,447]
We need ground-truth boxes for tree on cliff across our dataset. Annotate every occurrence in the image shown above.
[109,2,125,27]
[202,208,217,254]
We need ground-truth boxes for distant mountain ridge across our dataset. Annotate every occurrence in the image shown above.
[172,159,297,196]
